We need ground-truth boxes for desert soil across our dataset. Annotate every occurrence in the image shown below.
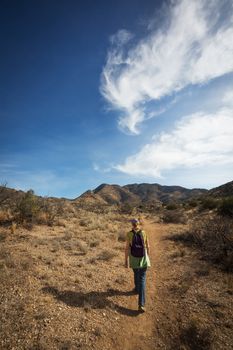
[0,218,232,350]
[95,220,232,350]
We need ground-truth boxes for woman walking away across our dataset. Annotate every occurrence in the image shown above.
[125,218,150,312]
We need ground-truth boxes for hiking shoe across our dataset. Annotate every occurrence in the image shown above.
[138,306,146,312]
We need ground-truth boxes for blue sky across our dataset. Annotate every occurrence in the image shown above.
[1,0,233,198]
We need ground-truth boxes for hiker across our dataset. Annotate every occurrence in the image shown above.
[125,218,150,312]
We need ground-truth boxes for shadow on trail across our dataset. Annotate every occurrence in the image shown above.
[42,286,140,317]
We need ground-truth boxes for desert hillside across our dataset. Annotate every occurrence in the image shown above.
[208,181,233,198]
[0,181,232,349]
[76,182,207,207]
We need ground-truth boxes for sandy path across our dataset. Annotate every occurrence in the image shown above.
[99,220,178,350]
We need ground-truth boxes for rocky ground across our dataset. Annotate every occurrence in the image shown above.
[0,213,232,349]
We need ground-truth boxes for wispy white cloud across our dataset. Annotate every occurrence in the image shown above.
[110,29,134,46]
[101,0,233,134]
[115,107,233,176]
[93,162,112,174]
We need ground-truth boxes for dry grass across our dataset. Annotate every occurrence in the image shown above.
[162,209,188,224]
[171,319,213,350]
[168,216,233,272]
[55,218,67,227]
[0,209,11,224]
[0,247,37,349]
[1,207,232,350]
[169,274,194,295]
[90,240,100,248]
[76,240,88,254]
[0,208,131,349]
[97,249,117,261]
[118,231,126,242]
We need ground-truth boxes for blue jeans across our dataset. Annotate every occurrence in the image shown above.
[133,268,147,307]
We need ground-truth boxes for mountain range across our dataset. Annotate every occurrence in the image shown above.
[1,181,232,208]
[76,181,233,207]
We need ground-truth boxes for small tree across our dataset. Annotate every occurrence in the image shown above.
[17,190,40,223]
[218,197,233,217]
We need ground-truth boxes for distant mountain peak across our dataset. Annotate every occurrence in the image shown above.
[208,180,233,197]
[75,182,208,206]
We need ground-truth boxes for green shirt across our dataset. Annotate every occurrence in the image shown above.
[127,230,151,269]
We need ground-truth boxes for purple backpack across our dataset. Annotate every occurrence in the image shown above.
[130,230,145,258]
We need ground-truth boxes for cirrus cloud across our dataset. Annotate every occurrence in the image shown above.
[115,107,233,176]
[100,0,233,134]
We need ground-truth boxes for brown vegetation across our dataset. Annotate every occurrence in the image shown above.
[168,216,233,272]
[162,208,188,224]
[0,182,232,349]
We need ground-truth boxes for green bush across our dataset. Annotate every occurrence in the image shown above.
[166,202,179,210]
[17,190,40,223]
[200,197,218,211]
[218,197,233,217]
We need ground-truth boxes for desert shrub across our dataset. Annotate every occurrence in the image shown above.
[0,182,9,205]
[0,232,7,242]
[90,240,100,248]
[166,202,179,210]
[169,274,193,295]
[22,222,34,230]
[118,231,126,242]
[187,199,198,208]
[218,197,233,217]
[39,198,66,226]
[56,218,66,227]
[171,319,213,350]
[169,216,233,272]
[79,218,93,227]
[97,250,116,261]
[0,209,11,224]
[40,206,56,226]
[119,202,135,215]
[199,197,218,211]
[76,240,88,254]
[62,230,73,241]
[162,209,187,224]
[16,190,40,224]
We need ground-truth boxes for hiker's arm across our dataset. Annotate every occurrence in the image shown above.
[125,240,130,268]
[146,237,150,255]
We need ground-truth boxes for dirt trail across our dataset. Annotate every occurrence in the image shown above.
[103,219,233,350]
[117,220,166,350]
[96,219,181,350]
